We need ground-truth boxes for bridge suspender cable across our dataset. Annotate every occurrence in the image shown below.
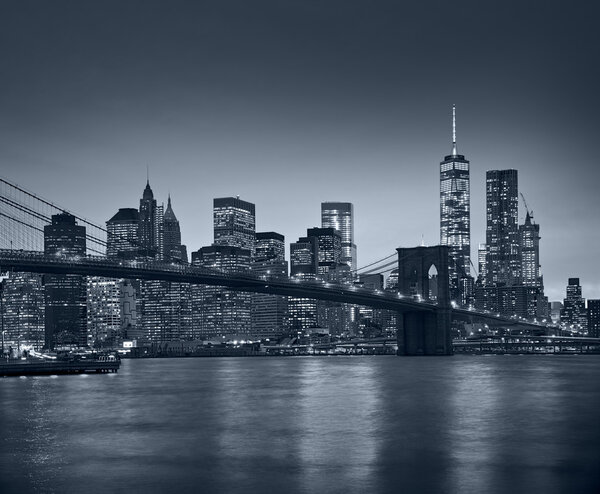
[0,195,108,250]
[0,176,109,238]
[352,253,397,273]
[358,260,398,275]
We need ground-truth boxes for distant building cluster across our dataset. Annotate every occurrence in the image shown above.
[440,106,597,335]
[441,107,544,320]
[0,181,369,351]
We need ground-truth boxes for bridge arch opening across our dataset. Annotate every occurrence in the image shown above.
[428,264,438,301]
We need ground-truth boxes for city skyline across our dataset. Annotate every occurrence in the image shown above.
[1,1,599,302]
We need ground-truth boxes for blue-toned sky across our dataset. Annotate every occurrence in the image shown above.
[1,0,599,301]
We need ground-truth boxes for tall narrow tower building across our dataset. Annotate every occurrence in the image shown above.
[440,105,471,289]
[321,202,356,272]
[485,169,520,286]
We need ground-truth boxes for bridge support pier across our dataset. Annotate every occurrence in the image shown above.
[396,308,452,355]
[395,246,453,356]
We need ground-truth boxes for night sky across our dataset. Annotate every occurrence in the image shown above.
[1,0,599,301]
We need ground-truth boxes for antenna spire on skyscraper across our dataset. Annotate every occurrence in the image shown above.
[452,104,457,156]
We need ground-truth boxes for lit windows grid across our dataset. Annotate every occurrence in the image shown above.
[440,157,471,281]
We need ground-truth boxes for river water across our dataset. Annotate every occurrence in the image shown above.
[1,355,599,494]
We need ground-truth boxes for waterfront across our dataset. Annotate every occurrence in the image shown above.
[1,356,599,494]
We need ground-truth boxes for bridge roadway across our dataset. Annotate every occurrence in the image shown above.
[0,250,434,312]
[0,250,548,330]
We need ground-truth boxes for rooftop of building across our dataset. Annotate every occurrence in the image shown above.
[213,196,255,213]
[108,208,139,223]
[256,231,284,242]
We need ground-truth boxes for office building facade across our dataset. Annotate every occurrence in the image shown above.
[321,202,356,272]
[288,236,319,332]
[485,169,520,287]
[213,197,256,255]
[1,272,45,352]
[107,208,139,259]
[192,245,252,338]
[44,213,87,348]
[561,278,587,333]
[588,300,600,338]
[252,232,288,339]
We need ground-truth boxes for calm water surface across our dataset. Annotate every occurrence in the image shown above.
[1,355,600,494]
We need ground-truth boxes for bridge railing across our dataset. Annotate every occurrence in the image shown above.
[0,248,444,309]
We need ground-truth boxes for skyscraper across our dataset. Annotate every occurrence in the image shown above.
[320,204,357,334]
[306,227,342,275]
[191,245,252,338]
[288,236,319,332]
[87,277,122,347]
[162,195,187,262]
[1,272,45,352]
[306,227,350,335]
[97,208,140,347]
[138,180,158,258]
[107,208,139,259]
[588,300,600,338]
[477,243,487,283]
[321,202,356,271]
[213,197,256,255]
[44,213,87,348]
[136,188,190,344]
[189,196,257,339]
[252,232,288,339]
[255,232,285,262]
[440,105,471,288]
[561,278,587,333]
[519,211,541,287]
[519,209,548,317]
[485,169,520,286]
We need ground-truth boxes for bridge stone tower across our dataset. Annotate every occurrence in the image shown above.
[396,246,453,356]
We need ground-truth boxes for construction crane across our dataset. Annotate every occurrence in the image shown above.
[520,192,533,221]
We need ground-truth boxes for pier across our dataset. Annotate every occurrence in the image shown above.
[0,358,120,377]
